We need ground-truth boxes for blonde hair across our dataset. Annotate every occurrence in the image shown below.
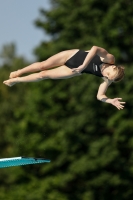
[114,65,125,82]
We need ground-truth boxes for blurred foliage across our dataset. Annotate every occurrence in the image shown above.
[0,0,133,200]
[35,0,133,64]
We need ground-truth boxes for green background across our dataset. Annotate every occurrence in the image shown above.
[0,0,133,199]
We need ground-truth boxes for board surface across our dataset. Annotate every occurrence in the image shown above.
[0,157,50,168]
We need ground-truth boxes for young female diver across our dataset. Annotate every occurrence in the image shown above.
[3,46,125,110]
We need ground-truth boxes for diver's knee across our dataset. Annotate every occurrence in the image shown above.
[39,70,49,79]
[39,61,46,70]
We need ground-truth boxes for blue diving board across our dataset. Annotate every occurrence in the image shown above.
[0,157,51,168]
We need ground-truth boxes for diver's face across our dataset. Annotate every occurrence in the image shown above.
[102,65,117,81]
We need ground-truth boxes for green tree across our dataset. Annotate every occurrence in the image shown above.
[0,43,17,65]
[35,0,133,64]
[0,1,133,200]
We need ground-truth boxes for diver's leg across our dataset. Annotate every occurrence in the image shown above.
[4,65,81,87]
[9,49,79,78]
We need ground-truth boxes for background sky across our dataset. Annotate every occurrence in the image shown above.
[0,0,51,61]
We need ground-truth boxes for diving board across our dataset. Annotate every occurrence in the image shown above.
[0,157,51,168]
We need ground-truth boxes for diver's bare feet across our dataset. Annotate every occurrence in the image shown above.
[3,78,18,87]
[9,70,20,79]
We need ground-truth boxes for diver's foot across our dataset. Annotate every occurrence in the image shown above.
[3,78,18,87]
[9,70,20,79]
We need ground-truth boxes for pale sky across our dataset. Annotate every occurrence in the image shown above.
[0,0,51,61]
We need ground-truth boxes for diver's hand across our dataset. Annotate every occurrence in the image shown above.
[110,98,126,110]
[72,65,85,74]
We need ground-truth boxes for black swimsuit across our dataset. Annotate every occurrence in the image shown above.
[65,50,104,77]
